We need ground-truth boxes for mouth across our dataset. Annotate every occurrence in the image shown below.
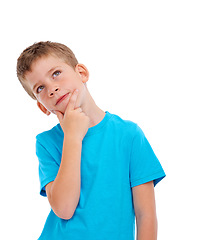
[55,93,70,106]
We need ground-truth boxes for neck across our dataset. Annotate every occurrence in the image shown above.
[81,88,105,128]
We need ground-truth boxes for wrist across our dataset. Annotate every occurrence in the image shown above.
[64,134,83,144]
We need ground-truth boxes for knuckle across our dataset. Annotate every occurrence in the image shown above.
[76,107,82,112]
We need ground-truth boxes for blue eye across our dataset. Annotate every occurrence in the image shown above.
[52,70,61,78]
[37,85,44,93]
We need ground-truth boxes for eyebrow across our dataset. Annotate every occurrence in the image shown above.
[32,66,61,92]
[47,66,61,76]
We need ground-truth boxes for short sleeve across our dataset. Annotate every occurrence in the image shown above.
[36,137,60,197]
[129,125,166,188]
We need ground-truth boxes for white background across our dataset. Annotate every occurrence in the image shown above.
[1,0,219,239]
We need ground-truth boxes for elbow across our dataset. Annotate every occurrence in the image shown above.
[48,186,80,220]
[51,195,80,220]
[58,211,74,220]
[54,204,77,220]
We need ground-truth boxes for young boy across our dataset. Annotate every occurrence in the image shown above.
[17,41,165,240]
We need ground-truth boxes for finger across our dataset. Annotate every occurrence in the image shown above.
[55,111,64,122]
[75,107,82,112]
[66,89,79,111]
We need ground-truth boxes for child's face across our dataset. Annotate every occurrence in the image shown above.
[25,55,89,115]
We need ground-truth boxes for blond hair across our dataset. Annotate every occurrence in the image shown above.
[17,41,78,100]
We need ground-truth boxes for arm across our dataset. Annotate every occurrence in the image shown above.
[132,181,157,240]
[46,90,90,220]
[46,137,82,220]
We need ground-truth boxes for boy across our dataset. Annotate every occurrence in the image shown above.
[17,41,165,240]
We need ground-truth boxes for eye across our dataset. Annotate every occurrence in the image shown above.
[36,85,44,93]
[52,70,61,78]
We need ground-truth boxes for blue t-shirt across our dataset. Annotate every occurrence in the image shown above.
[36,111,165,240]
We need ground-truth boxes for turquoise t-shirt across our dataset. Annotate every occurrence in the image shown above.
[36,111,165,240]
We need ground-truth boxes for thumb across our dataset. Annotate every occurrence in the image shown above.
[55,111,64,122]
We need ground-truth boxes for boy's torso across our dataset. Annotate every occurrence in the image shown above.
[37,111,137,240]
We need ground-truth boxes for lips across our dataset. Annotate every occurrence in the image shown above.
[56,93,69,105]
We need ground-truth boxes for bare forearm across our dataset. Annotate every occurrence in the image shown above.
[136,216,157,240]
[50,136,82,218]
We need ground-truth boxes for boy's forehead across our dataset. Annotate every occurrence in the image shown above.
[25,55,64,87]
[31,55,64,72]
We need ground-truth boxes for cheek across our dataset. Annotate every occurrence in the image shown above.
[37,96,50,109]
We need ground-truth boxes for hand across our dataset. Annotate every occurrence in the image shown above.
[55,89,90,141]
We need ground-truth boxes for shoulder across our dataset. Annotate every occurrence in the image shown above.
[36,123,63,145]
[108,112,143,138]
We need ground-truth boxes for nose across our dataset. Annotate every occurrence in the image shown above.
[49,87,60,97]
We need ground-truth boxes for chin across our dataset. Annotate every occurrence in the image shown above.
[59,104,68,114]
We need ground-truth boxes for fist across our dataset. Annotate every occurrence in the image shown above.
[55,89,90,141]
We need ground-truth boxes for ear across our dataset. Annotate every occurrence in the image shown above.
[37,101,51,116]
[75,64,89,84]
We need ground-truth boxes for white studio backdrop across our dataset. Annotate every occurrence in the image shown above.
[1,0,219,239]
